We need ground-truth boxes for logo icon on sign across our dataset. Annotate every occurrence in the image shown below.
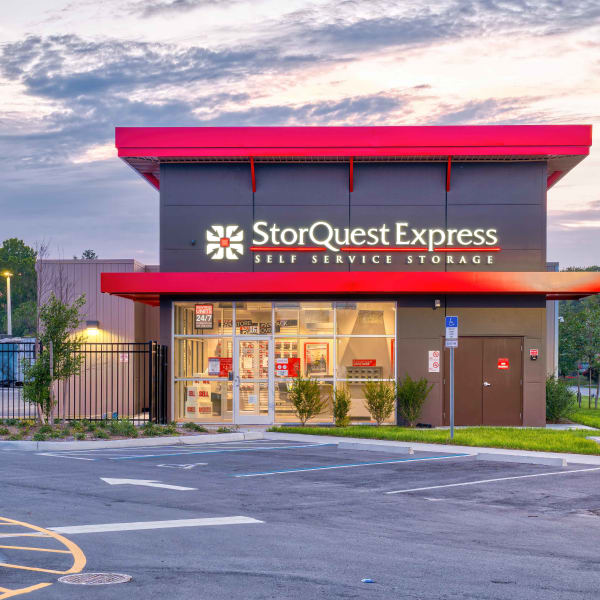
[206,225,244,260]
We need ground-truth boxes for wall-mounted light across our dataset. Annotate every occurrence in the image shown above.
[86,320,100,336]
[433,299,441,310]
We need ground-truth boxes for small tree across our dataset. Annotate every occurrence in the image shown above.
[81,249,98,260]
[546,376,576,423]
[333,384,351,427]
[396,375,433,427]
[23,293,86,424]
[287,376,327,426]
[363,380,395,426]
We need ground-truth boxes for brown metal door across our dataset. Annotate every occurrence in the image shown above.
[443,337,483,426]
[482,338,522,425]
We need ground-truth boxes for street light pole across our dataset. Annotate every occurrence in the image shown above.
[3,271,12,336]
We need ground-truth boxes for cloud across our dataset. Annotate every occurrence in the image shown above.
[0,35,329,102]
[274,0,600,57]
[131,0,242,17]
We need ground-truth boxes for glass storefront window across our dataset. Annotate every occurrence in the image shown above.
[274,302,334,335]
[174,380,233,423]
[336,302,395,335]
[172,300,396,425]
[274,339,334,377]
[275,380,333,423]
[174,338,233,379]
[346,382,395,424]
[174,302,233,336]
[336,338,394,380]
[235,302,272,335]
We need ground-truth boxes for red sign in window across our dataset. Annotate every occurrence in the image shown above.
[195,304,213,329]
[497,358,510,370]
[352,359,376,367]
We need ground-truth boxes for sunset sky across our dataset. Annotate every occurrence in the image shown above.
[1,0,599,267]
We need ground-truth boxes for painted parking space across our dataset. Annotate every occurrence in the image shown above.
[4,442,600,599]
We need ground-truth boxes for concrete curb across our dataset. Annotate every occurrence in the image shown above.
[0,431,264,451]
[476,453,567,467]
[264,432,600,465]
[338,441,414,455]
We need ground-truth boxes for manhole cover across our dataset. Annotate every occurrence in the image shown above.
[58,573,132,585]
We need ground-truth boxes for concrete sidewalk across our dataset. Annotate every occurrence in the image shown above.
[264,431,600,465]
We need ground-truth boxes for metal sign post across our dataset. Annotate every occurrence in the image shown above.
[445,316,459,439]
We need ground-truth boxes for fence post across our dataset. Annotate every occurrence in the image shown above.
[161,345,168,424]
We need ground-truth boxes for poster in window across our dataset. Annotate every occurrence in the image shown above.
[304,342,329,377]
[195,304,213,329]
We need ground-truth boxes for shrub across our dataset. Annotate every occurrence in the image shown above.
[397,375,434,427]
[183,422,207,433]
[95,430,110,439]
[5,419,18,426]
[546,376,576,423]
[363,381,395,426]
[163,422,179,436]
[39,424,53,434]
[141,422,162,437]
[108,419,138,438]
[333,384,351,427]
[287,376,328,426]
[74,432,86,441]
[19,420,35,429]
[8,434,23,441]
[33,432,48,441]
[0,427,9,436]
[217,426,233,433]
[49,429,63,439]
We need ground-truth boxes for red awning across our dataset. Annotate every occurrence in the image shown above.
[114,125,592,191]
[101,271,600,306]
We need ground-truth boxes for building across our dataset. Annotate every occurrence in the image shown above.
[101,125,600,427]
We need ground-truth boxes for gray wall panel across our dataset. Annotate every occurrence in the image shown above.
[161,163,252,206]
[254,163,348,206]
[447,204,544,250]
[448,162,546,205]
[352,163,446,206]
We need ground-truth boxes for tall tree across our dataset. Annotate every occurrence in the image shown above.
[0,238,37,337]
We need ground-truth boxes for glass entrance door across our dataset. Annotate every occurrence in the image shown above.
[235,337,273,424]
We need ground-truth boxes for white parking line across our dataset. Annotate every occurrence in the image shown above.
[36,453,95,461]
[235,454,471,477]
[49,517,263,534]
[386,465,600,494]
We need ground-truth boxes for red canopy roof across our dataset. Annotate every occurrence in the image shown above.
[115,125,592,191]
[101,271,600,306]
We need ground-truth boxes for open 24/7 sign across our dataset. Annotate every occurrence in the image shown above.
[195,304,213,329]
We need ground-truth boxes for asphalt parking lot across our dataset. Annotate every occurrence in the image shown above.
[1,439,600,599]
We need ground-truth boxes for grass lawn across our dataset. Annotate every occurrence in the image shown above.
[269,425,600,455]
[570,403,600,429]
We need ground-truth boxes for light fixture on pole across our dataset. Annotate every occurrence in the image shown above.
[2,271,12,337]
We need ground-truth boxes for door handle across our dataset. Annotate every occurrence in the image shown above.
[483,381,492,387]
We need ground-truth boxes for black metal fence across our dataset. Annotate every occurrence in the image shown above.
[0,341,168,423]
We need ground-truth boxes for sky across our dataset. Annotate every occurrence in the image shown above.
[0,0,599,267]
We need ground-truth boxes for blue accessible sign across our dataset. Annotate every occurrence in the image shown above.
[445,316,458,347]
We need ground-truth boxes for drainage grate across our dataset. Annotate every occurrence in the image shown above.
[58,573,132,585]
